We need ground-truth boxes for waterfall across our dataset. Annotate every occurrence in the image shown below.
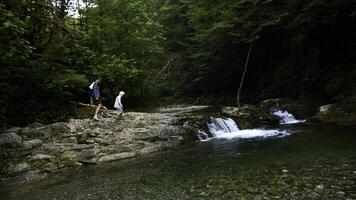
[207,117,239,137]
[204,117,289,140]
[271,110,304,124]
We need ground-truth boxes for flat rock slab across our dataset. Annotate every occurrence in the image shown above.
[0,111,185,186]
[97,152,136,163]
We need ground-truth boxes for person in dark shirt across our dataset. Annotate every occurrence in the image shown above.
[92,77,102,121]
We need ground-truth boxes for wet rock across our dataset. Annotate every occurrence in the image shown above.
[37,122,71,139]
[40,144,66,156]
[61,137,77,144]
[76,149,97,164]
[1,111,184,185]
[31,154,55,161]
[8,163,31,174]
[0,132,22,148]
[22,139,43,150]
[2,127,22,134]
[309,104,356,125]
[222,105,279,129]
[259,98,318,119]
[4,170,47,185]
[315,185,324,190]
[136,143,163,155]
[40,162,58,173]
[97,152,135,163]
[20,128,45,139]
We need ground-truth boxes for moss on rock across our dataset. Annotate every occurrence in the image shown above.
[310,104,356,126]
[222,105,279,129]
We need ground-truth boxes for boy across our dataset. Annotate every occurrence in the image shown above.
[114,91,125,118]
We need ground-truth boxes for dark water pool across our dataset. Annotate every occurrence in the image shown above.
[1,124,356,199]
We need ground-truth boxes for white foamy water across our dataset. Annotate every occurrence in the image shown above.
[213,129,290,139]
[272,110,305,124]
[206,117,290,140]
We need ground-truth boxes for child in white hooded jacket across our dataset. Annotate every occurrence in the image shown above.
[114,91,125,118]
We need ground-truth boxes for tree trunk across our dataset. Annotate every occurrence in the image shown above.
[236,43,254,107]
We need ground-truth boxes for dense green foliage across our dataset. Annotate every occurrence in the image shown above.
[161,0,356,104]
[1,0,355,127]
[0,0,166,127]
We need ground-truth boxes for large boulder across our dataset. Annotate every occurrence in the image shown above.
[309,104,356,125]
[76,149,98,164]
[259,98,318,119]
[222,105,279,129]
[0,132,22,148]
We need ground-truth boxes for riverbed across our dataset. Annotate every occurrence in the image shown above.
[1,122,355,199]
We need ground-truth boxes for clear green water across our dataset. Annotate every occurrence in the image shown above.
[1,124,356,199]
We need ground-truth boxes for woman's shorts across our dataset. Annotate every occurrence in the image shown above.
[93,97,102,105]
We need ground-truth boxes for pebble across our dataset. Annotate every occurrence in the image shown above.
[315,185,324,190]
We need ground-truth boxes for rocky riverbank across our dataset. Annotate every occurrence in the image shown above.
[0,111,184,185]
[1,99,354,186]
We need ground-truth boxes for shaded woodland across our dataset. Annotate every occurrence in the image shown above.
[1,0,356,127]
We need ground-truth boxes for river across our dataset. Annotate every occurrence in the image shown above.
[1,108,356,199]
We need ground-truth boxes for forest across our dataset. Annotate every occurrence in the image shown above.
[1,0,356,127]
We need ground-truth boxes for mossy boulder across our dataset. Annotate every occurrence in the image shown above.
[174,112,210,140]
[222,105,279,129]
[309,104,356,126]
[259,98,318,119]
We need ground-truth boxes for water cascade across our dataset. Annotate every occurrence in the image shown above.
[205,117,289,140]
[271,110,305,124]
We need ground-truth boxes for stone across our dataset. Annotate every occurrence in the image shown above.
[0,132,22,148]
[76,149,97,164]
[310,103,356,125]
[62,137,77,144]
[222,105,279,129]
[136,144,162,155]
[1,111,184,185]
[83,129,97,137]
[4,170,47,185]
[40,143,66,156]
[97,152,135,163]
[86,139,95,144]
[20,128,45,139]
[94,138,104,144]
[23,139,43,150]
[259,98,318,119]
[38,122,71,138]
[315,185,324,190]
[2,127,22,134]
[8,163,31,174]
[31,154,55,161]
[40,162,58,173]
